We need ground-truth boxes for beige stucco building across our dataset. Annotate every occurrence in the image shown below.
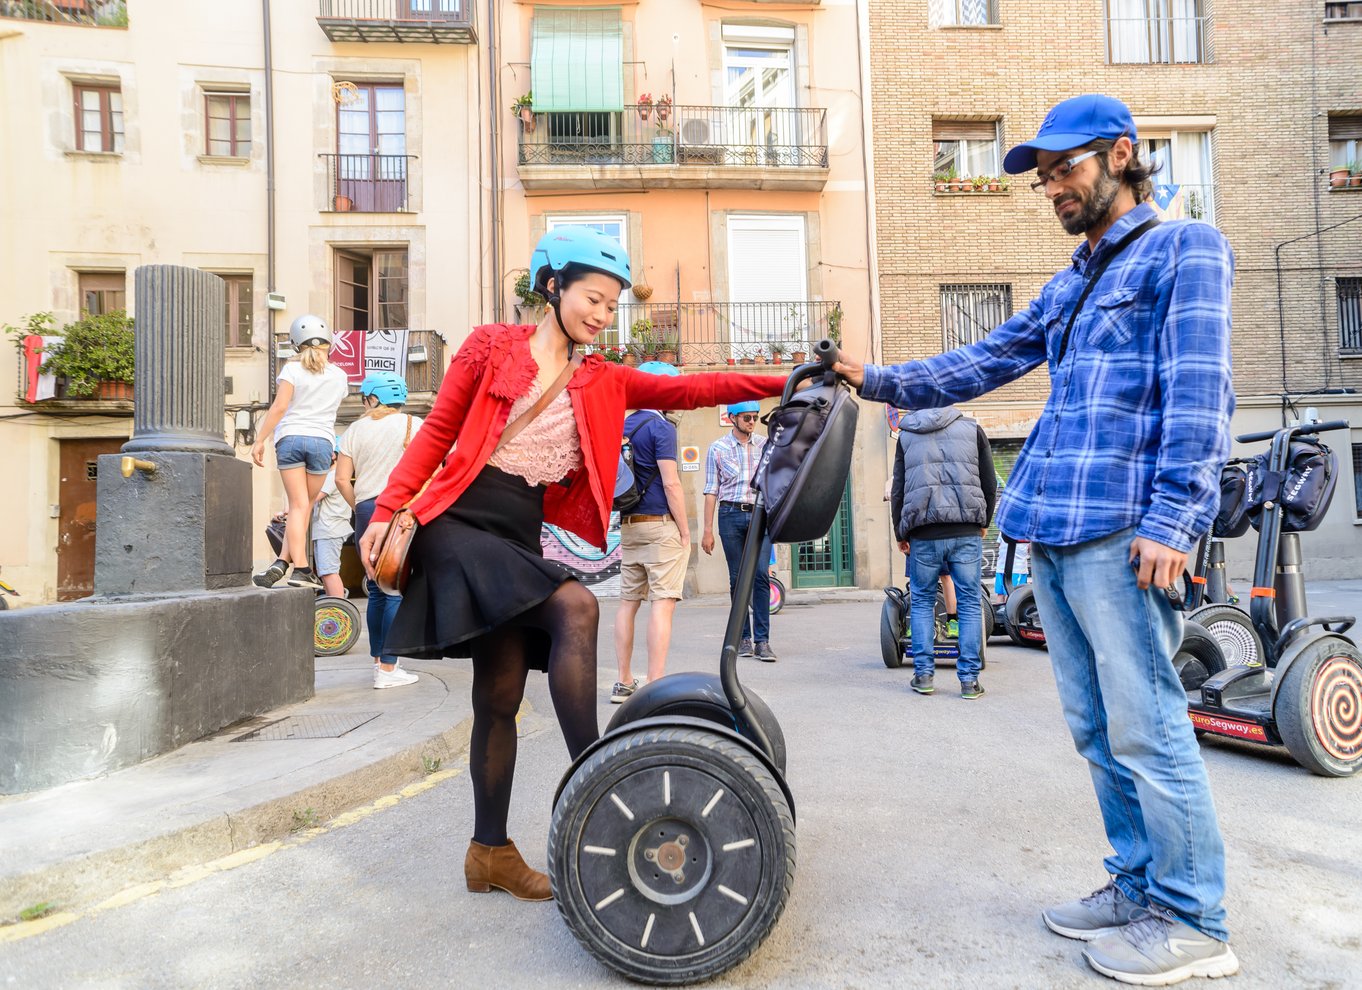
[1,0,888,605]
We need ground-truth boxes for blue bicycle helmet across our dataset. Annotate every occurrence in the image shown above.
[530,227,633,294]
[359,371,408,407]
[727,400,760,416]
[636,360,680,377]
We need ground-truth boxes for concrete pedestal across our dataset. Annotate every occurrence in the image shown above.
[0,587,314,794]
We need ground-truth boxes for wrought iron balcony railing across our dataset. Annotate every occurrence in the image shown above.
[1107,14,1209,64]
[581,300,841,367]
[320,153,416,213]
[518,105,829,169]
[0,0,125,26]
[316,0,475,43]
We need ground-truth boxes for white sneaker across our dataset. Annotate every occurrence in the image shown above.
[374,665,418,689]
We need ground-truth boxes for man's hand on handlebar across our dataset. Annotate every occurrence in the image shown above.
[831,356,865,389]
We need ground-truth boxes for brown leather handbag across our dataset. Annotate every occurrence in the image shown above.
[370,354,581,595]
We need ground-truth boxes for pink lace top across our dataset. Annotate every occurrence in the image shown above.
[487,378,583,486]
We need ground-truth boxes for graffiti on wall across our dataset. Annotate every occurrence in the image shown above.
[541,515,622,597]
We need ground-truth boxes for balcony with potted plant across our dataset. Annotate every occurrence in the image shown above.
[316,0,476,43]
[7,310,134,413]
[516,97,830,192]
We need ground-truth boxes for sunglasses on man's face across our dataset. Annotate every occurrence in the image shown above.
[735,414,760,423]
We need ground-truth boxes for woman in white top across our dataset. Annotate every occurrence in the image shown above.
[250,314,349,589]
[337,371,422,687]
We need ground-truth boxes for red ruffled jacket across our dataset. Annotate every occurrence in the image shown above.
[372,324,788,551]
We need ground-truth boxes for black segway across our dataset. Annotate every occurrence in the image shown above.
[880,583,990,669]
[548,339,856,984]
[266,516,362,657]
[1186,417,1362,777]
[1182,460,1263,669]
[999,539,1046,649]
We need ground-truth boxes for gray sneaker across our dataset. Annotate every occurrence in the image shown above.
[910,673,935,695]
[755,641,778,662]
[1083,906,1239,986]
[738,638,755,658]
[610,679,639,704]
[1043,879,1144,941]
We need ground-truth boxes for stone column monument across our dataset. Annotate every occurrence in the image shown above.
[0,266,314,794]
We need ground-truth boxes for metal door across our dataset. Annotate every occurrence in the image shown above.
[57,438,124,600]
[792,479,854,588]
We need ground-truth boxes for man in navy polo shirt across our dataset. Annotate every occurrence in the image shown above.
[836,95,1238,985]
[611,362,692,704]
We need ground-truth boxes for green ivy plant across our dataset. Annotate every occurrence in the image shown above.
[513,270,544,307]
[36,310,135,397]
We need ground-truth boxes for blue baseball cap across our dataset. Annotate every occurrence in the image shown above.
[1002,95,1137,175]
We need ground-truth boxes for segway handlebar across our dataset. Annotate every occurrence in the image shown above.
[782,338,842,403]
[1235,419,1349,444]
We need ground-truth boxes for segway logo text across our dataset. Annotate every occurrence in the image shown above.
[1284,465,1312,503]
[1187,711,1269,742]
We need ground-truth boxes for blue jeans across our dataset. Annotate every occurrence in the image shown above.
[1030,527,1228,941]
[908,536,982,680]
[356,498,402,665]
[718,504,771,643]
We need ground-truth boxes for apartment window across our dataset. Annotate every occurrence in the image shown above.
[545,216,629,342]
[78,271,126,316]
[1340,278,1362,351]
[933,0,999,26]
[333,83,408,211]
[1145,129,1216,223]
[217,274,253,347]
[1107,0,1208,64]
[1353,444,1362,520]
[531,7,623,113]
[205,93,251,157]
[1326,2,1362,20]
[335,248,409,332]
[1329,115,1362,177]
[933,120,1000,180]
[941,284,1011,348]
[73,83,124,153]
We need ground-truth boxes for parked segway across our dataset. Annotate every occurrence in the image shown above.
[1186,417,1362,777]
[880,583,988,670]
[266,515,362,657]
[1183,460,1263,668]
[999,538,1046,648]
[548,340,856,984]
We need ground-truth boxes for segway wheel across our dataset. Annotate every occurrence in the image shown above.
[1275,638,1362,777]
[769,577,785,616]
[314,596,361,657]
[549,726,796,985]
[1173,623,1227,694]
[1188,604,1263,668]
[980,589,995,642]
[880,596,906,669]
[1004,586,1046,649]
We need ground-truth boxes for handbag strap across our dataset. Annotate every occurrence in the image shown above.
[402,414,414,449]
[493,352,582,453]
[1056,217,1159,365]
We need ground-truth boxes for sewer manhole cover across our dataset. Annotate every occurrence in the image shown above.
[232,713,381,741]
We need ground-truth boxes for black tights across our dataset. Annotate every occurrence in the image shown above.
[468,580,601,846]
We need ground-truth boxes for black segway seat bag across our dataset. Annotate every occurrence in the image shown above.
[757,378,859,544]
[1213,464,1251,538]
[1245,437,1338,533]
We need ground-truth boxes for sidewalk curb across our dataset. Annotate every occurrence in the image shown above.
[0,714,474,922]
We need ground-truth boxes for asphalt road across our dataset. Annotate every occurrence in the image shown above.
[4,592,1361,990]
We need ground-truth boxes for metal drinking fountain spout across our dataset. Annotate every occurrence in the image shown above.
[120,456,157,479]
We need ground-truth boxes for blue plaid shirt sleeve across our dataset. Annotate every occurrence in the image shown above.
[1138,223,1236,550]
[860,292,1051,409]
[703,442,720,496]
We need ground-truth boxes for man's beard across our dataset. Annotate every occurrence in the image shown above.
[1055,163,1121,235]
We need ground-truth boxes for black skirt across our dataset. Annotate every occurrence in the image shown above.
[381,465,573,669]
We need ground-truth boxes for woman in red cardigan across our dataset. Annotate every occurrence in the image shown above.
[358,227,786,902]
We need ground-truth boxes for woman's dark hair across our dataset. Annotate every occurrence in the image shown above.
[533,262,596,302]
[1089,136,1155,204]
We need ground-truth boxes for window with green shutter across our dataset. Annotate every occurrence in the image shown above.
[531,6,624,113]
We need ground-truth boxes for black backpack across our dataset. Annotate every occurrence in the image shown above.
[613,415,663,514]
[1245,436,1338,533]
[756,377,859,543]
[1213,464,1251,538]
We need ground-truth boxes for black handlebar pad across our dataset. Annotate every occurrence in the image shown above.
[1236,419,1349,444]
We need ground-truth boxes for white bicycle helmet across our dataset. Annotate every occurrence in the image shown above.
[288,314,332,348]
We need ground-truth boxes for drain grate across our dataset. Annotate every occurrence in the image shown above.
[232,712,381,742]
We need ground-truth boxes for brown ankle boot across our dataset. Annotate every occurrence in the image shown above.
[464,839,552,901]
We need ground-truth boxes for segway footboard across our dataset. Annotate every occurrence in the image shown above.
[549,721,796,985]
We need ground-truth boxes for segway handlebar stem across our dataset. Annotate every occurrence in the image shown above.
[1235,419,1349,444]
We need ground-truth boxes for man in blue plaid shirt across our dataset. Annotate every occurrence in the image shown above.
[837,95,1237,986]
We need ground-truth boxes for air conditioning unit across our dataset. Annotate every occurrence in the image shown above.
[679,118,712,147]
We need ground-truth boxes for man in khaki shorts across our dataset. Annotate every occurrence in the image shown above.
[612,362,691,703]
